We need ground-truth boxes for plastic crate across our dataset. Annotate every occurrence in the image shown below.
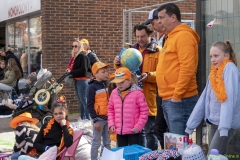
[111,144,151,160]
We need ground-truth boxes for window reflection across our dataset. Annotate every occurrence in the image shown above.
[7,24,15,48]
[29,17,42,73]
[6,16,41,76]
[15,20,28,77]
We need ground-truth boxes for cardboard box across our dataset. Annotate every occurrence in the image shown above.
[164,132,188,154]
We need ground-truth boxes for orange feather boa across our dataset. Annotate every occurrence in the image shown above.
[209,59,232,102]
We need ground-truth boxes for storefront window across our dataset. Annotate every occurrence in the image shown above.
[6,16,41,76]
[15,20,28,77]
[7,24,14,48]
[29,17,42,73]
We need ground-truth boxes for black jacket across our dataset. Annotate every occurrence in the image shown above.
[70,51,92,78]
[34,120,73,155]
[87,50,99,66]
[0,68,4,80]
[5,51,23,78]
[35,51,42,68]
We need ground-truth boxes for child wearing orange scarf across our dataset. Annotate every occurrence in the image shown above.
[185,41,240,154]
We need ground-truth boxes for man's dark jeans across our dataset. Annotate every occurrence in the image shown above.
[139,116,158,150]
[154,96,168,149]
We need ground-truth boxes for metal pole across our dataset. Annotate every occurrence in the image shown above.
[196,0,206,145]
[5,24,8,50]
[128,11,132,44]
[27,18,31,74]
[123,9,126,47]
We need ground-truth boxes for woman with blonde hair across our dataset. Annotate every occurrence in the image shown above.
[81,38,99,66]
[67,38,92,120]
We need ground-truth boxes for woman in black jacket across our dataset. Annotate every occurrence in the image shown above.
[67,39,92,120]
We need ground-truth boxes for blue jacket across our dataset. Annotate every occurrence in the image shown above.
[185,62,240,137]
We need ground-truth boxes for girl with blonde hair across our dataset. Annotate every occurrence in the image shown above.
[186,40,240,154]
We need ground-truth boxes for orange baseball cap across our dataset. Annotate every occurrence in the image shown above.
[81,39,89,45]
[92,62,109,75]
[110,67,132,83]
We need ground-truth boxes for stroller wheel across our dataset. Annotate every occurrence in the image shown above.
[34,89,51,105]
[41,114,52,125]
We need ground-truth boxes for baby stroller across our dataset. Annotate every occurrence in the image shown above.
[12,69,70,124]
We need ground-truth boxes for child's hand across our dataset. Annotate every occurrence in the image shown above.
[60,119,66,126]
[132,128,139,133]
[109,126,115,133]
[94,122,101,131]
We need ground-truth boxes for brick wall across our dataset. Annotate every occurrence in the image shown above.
[41,0,196,112]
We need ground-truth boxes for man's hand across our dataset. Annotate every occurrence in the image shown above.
[114,56,120,65]
[132,128,139,133]
[94,122,101,131]
[109,126,115,133]
[140,72,148,82]
[171,98,182,102]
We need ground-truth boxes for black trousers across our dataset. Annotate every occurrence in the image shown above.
[154,95,168,149]
[117,133,140,147]
[0,105,13,115]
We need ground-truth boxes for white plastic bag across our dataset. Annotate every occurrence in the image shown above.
[182,143,205,160]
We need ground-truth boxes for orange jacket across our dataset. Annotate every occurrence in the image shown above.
[156,24,200,100]
[115,41,161,116]
[87,80,108,118]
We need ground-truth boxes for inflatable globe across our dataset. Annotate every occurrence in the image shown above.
[120,48,143,71]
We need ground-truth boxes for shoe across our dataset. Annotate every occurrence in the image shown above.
[0,114,12,118]
[84,119,92,127]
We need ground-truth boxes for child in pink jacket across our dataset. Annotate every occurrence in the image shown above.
[108,67,148,147]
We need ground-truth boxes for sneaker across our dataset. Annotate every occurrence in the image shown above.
[84,119,92,127]
[0,114,12,118]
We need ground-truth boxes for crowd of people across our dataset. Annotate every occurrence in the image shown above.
[0,2,240,160]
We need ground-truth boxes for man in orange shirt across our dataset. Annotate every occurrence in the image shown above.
[156,3,200,135]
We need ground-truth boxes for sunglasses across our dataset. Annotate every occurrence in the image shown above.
[72,45,78,48]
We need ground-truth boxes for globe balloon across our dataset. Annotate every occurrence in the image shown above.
[120,48,142,71]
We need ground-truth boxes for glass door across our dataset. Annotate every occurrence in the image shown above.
[29,17,42,73]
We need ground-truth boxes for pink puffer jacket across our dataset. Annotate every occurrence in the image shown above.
[108,84,148,135]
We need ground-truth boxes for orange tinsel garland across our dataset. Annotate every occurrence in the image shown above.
[209,59,232,102]
[43,118,71,137]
